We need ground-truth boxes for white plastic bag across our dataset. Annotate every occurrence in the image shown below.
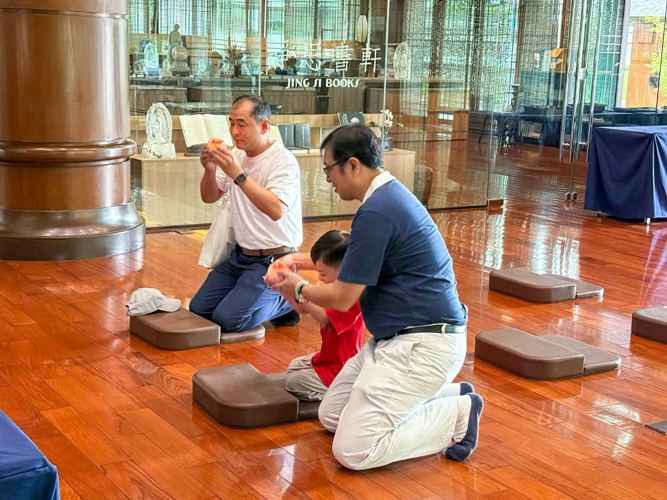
[198,187,235,268]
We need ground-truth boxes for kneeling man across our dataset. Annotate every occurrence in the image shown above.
[270,124,483,470]
[190,95,303,332]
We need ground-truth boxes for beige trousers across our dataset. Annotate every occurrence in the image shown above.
[318,328,469,470]
[285,353,329,401]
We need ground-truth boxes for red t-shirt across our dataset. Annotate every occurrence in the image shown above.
[311,301,365,386]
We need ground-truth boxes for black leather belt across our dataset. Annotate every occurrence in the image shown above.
[240,246,296,257]
[396,323,467,336]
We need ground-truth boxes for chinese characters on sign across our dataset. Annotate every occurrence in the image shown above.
[361,47,381,73]
[333,44,352,75]
[269,40,381,78]
[301,41,322,72]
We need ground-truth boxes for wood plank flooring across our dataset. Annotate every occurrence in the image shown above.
[2,138,667,499]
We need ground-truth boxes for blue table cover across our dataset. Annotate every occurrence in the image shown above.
[584,126,667,219]
[0,410,59,499]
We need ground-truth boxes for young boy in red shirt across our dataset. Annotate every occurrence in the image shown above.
[281,230,365,401]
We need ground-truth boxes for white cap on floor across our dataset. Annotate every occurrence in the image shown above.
[125,288,181,316]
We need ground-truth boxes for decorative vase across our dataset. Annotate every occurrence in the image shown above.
[382,136,394,152]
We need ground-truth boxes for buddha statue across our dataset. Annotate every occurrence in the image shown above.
[142,103,177,159]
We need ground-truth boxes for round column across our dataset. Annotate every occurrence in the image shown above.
[0,0,145,260]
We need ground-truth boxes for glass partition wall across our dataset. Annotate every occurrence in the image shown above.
[128,0,667,229]
[128,0,501,228]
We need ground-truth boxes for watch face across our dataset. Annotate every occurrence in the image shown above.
[235,172,247,185]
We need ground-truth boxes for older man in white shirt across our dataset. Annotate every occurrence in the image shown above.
[189,95,303,332]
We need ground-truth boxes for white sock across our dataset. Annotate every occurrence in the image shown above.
[440,383,461,398]
[453,396,472,442]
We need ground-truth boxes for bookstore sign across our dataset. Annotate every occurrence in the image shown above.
[286,78,361,89]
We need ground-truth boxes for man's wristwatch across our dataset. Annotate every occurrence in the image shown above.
[294,279,310,304]
[234,172,248,186]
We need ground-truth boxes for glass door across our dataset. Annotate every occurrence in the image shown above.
[559,0,599,201]
[559,0,663,202]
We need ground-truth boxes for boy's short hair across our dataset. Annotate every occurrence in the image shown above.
[310,230,350,268]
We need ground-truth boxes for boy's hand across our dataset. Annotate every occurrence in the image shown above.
[264,261,289,286]
[268,267,302,297]
[273,254,298,273]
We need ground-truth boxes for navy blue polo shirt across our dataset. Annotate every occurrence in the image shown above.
[337,177,467,341]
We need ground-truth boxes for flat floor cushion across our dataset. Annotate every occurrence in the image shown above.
[475,328,584,379]
[489,269,603,302]
[219,325,266,345]
[475,328,620,380]
[540,334,621,374]
[542,275,604,299]
[193,363,321,428]
[632,307,667,344]
[130,308,221,350]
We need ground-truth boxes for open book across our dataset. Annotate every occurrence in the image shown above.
[269,125,284,145]
[179,114,233,147]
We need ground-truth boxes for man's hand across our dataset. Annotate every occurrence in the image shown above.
[200,140,225,203]
[264,261,290,287]
[205,141,244,179]
[268,268,302,298]
[273,254,298,274]
[272,252,317,274]
[200,149,218,173]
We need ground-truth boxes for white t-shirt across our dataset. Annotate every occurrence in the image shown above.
[216,141,303,250]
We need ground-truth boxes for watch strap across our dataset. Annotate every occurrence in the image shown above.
[294,279,310,303]
[234,172,248,185]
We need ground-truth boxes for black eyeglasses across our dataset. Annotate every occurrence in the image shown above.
[322,157,350,176]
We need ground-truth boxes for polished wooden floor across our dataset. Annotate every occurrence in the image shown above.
[3,138,667,499]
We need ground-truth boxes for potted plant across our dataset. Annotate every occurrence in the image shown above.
[371,109,403,151]
[225,44,251,77]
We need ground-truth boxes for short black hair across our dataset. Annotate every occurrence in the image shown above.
[320,124,383,170]
[310,230,350,267]
[232,94,271,122]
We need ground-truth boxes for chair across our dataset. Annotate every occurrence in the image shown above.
[413,165,434,207]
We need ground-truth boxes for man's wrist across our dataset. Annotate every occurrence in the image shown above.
[294,279,310,303]
[233,171,248,186]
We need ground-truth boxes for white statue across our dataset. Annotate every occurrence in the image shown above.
[142,103,177,159]
[393,42,411,80]
[171,45,190,76]
[168,24,183,64]
[143,42,159,69]
[161,59,172,79]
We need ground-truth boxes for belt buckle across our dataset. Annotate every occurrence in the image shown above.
[444,324,466,334]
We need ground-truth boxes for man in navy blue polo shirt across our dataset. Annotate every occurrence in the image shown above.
[269,124,483,470]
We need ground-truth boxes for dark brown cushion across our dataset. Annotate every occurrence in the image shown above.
[130,308,220,350]
[542,275,604,299]
[489,269,576,303]
[540,335,620,374]
[475,328,585,380]
[632,307,667,344]
[193,364,320,428]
